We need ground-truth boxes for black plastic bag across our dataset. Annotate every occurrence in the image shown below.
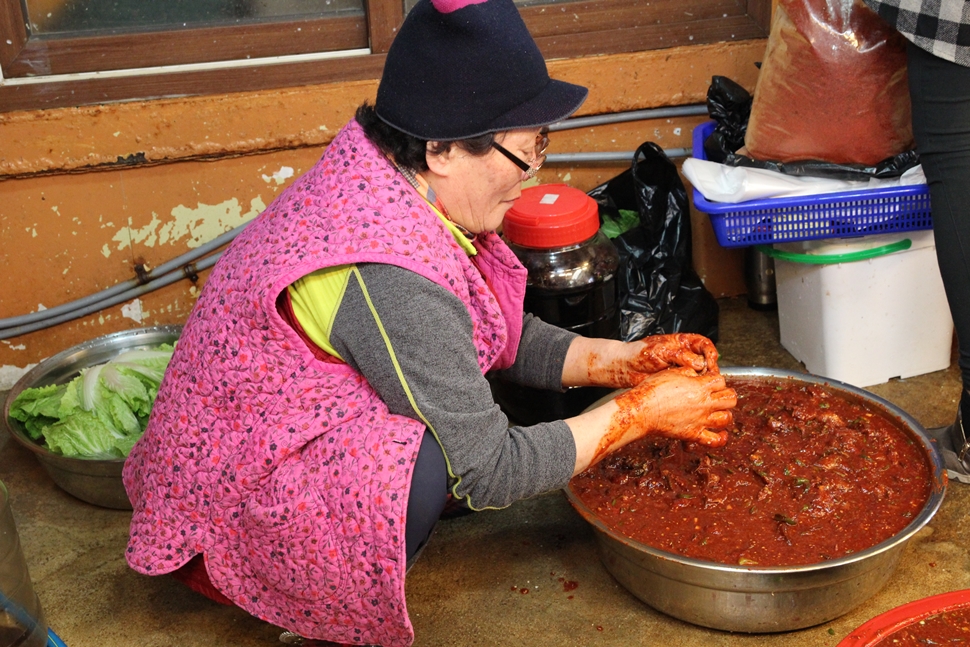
[589,142,719,343]
[704,75,752,164]
[722,148,920,181]
[705,75,919,181]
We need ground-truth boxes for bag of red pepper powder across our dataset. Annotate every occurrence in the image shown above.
[744,0,914,167]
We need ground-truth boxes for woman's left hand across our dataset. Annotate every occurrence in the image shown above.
[626,333,719,377]
[562,333,720,390]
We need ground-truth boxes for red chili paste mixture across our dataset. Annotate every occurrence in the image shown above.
[569,377,933,567]
[874,607,970,645]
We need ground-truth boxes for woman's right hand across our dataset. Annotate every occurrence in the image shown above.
[568,367,737,474]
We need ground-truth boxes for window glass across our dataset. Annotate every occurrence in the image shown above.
[24,0,364,35]
[403,0,566,11]
[2,0,770,112]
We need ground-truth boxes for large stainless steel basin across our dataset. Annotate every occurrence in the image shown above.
[565,367,947,633]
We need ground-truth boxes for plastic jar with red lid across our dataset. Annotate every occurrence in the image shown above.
[502,183,620,339]
[493,184,620,425]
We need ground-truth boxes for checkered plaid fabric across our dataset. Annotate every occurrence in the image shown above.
[864,0,970,67]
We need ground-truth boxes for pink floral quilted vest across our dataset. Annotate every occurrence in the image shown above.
[123,120,526,647]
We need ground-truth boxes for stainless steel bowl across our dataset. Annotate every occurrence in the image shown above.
[2,325,182,510]
[564,367,947,633]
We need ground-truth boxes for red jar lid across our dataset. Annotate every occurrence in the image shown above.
[503,184,600,249]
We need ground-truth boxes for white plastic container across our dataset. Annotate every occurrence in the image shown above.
[771,230,953,388]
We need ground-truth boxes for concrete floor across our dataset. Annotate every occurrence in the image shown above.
[1,296,968,647]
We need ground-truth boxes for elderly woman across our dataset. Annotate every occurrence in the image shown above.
[122,0,736,644]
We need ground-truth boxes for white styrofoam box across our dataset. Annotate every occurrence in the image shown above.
[774,230,954,388]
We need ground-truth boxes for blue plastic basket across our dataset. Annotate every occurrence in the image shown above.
[690,121,932,248]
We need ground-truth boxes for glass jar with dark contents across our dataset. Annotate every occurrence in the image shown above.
[492,184,620,425]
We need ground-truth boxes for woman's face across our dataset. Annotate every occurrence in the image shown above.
[424,128,542,234]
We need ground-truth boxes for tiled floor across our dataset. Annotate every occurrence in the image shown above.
[1,296,967,647]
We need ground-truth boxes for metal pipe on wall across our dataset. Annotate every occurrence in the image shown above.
[0,226,243,332]
[548,104,708,132]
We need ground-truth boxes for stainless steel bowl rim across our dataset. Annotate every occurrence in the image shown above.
[564,366,948,576]
[2,325,184,464]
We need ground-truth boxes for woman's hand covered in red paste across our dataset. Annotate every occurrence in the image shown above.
[565,333,722,391]
[580,334,720,390]
[630,333,720,376]
[590,368,736,465]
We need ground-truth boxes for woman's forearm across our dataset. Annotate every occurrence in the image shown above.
[566,397,620,474]
[560,336,631,388]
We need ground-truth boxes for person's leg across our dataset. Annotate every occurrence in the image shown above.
[405,428,449,567]
[906,42,970,477]
[281,431,448,646]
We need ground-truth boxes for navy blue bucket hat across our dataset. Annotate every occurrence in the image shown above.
[375,0,589,140]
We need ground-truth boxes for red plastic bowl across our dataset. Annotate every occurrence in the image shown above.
[838,590,970,646]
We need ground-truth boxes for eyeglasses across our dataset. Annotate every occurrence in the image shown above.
[491,131,549,180]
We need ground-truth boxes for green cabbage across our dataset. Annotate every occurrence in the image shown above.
[8,344,174,459]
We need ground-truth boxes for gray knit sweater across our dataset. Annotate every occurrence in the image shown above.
[329,262,578,509]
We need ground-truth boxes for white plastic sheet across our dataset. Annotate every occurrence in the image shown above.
[682,157,926,204]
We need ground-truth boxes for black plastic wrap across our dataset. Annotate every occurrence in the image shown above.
[589,142,719,342]
[704,75,920,181]
[720,149,921,181]
[704,76,752,164]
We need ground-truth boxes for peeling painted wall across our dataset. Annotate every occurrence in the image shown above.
[0,147,327,384]
[0,41,764,383]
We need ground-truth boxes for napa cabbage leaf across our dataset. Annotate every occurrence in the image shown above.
[8,344,174,459]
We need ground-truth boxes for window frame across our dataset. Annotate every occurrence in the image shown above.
[0,0,768,113]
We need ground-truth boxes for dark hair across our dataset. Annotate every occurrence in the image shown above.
[356,103,494,172]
